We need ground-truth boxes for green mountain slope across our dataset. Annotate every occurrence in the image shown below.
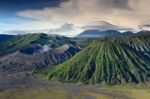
[125,35,150,57]
[0,34,15,42]
[0,33,75,56]
[37,38,150,85]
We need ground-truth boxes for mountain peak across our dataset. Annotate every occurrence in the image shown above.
[39,37,150,85]
[76,30,123,38]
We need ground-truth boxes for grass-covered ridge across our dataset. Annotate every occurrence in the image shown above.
[125,35,150,57]
[0,33,75,56]
[36,36,150,85]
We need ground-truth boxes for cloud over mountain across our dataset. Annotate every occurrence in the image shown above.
[81,21,133,31]
[139,19,150,30]
[49,23,73,33]
[1,0,150,36]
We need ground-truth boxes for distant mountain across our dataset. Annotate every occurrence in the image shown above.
[0,44,81,74]
[76,30,134,38]
[0,33,76,56]
[0,34,15,42]
[122,31,134,36]
[136,30,150,36]
[37,35,150,85]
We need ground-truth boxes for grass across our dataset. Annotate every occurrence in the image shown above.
[85,92,111,99]
[0,84,150,99]
[0,88,68,99]
[104,88,150,99]
[130,89,150,99]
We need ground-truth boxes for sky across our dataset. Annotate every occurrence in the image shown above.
[0,0,150,37]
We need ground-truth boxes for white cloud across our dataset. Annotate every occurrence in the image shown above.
[48,23,82,37]
[49,23,74,33]
[0,21,54,35]
[81,21,119,31]
[2,0,150,36]
[138,19,150,31]
[81,21,133,32]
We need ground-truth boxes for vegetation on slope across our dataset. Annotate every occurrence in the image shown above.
[125,35,150,57]
[0,33,75,56]
[36,37,150,85]
[0,34,15,42]
[75,37,104,48]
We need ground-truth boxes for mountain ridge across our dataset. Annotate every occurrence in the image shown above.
[76,30,134,38]
[37,35,150,85]
[0,33,76,56]
[75,30,150,38]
